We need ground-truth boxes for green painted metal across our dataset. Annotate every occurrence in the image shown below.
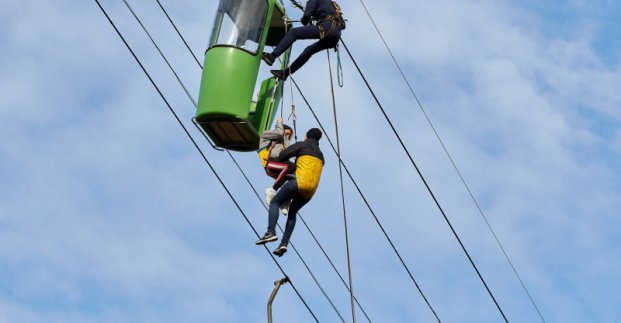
[196,0,291,151]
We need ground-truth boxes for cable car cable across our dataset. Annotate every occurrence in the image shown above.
[290,77,441,322]
[92,2,321,321]
[121,0,195,107]
[340,39,509,323]
[117,1,349,320]
[327,50,357,323]
[155,0,202,69]
[288,0,305,11]
[353,1,545,320]
[151,3,374,321]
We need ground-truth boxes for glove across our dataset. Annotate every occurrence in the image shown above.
[301,15,311,26]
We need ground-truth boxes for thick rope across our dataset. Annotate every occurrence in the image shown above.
[327,50,356,323]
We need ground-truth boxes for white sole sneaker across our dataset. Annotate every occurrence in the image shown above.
[273,245,288,257]
[255,234,278,245]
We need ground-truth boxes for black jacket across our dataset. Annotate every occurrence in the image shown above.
[277,138,325,165]
[302,0,337,22]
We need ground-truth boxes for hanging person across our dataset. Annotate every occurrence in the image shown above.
[262,0,346,80]
[258,117,296,214]
[255,128,325,257]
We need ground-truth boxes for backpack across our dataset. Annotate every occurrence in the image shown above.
[331,1,346,30]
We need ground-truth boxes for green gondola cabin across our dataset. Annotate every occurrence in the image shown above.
[196,0,291,151]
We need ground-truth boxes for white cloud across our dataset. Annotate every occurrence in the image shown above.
[1,0,620,322]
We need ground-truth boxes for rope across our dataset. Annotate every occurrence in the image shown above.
[92,1,319,321]
[279,77,284,118]
[327,50,356,323]
[340,39,509,323]
[288,77,298,142]
[355,1,544,320]
[153,3,374,321]
[287,99,298,143]
[290,76,441,322]
[336,44,344,87]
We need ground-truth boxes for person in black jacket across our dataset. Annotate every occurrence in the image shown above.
[262,0,343,80]
[255,128,325,257]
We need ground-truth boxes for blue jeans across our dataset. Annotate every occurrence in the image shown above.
[267,180,310,245]
[271,21,341,74]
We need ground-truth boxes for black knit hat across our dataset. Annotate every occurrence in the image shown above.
[306,128,322,140]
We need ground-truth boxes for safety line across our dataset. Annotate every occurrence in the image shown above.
[119,0,351,320]
[154,2,373,321]
[340,39,509,322]
[354,2,545,320]
[291,77,441,323]
[92,1,319,321]
[327,50,356,323]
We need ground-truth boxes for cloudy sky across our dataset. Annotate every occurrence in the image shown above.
[1,0,620,322]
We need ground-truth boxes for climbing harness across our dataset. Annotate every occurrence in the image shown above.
[319,1,347,38]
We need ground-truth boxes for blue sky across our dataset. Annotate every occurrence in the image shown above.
[1,0,620,322]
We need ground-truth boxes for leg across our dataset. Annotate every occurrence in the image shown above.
[271,25,321,58]
[288,32,340,74]
[266,180,297,234]
[265,160,293,190]
[280,193,309,245]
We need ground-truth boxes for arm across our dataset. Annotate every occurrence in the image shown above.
[301,0,318,25]
[277,141,304,162]
[259,118,284,148]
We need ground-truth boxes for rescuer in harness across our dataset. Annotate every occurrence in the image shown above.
[258,117,295,215]
[256,128,325,257]
[262,0,345,80]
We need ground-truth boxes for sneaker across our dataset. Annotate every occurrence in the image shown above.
[265,187,277,206]
[255,232,278,245]
[262,52,275,66]
[270,69,288,80]
[273,243,288,257]
[280,199,291,216]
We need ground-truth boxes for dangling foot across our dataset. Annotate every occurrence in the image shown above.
[270,69,288,80]
[262,52,275,66]
[280,199,292,216]
[273,243,288,257]
[265,187,277,206]
[255,232,278,245]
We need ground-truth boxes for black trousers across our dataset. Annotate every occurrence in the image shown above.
[271,21,341,74]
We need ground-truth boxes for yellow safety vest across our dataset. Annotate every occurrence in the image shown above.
[295,155,323,199]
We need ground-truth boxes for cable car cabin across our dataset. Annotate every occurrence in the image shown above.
[196,0,291,151]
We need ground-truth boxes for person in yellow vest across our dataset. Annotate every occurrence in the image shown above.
[257,117,295,214]
[255,128,324,257]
